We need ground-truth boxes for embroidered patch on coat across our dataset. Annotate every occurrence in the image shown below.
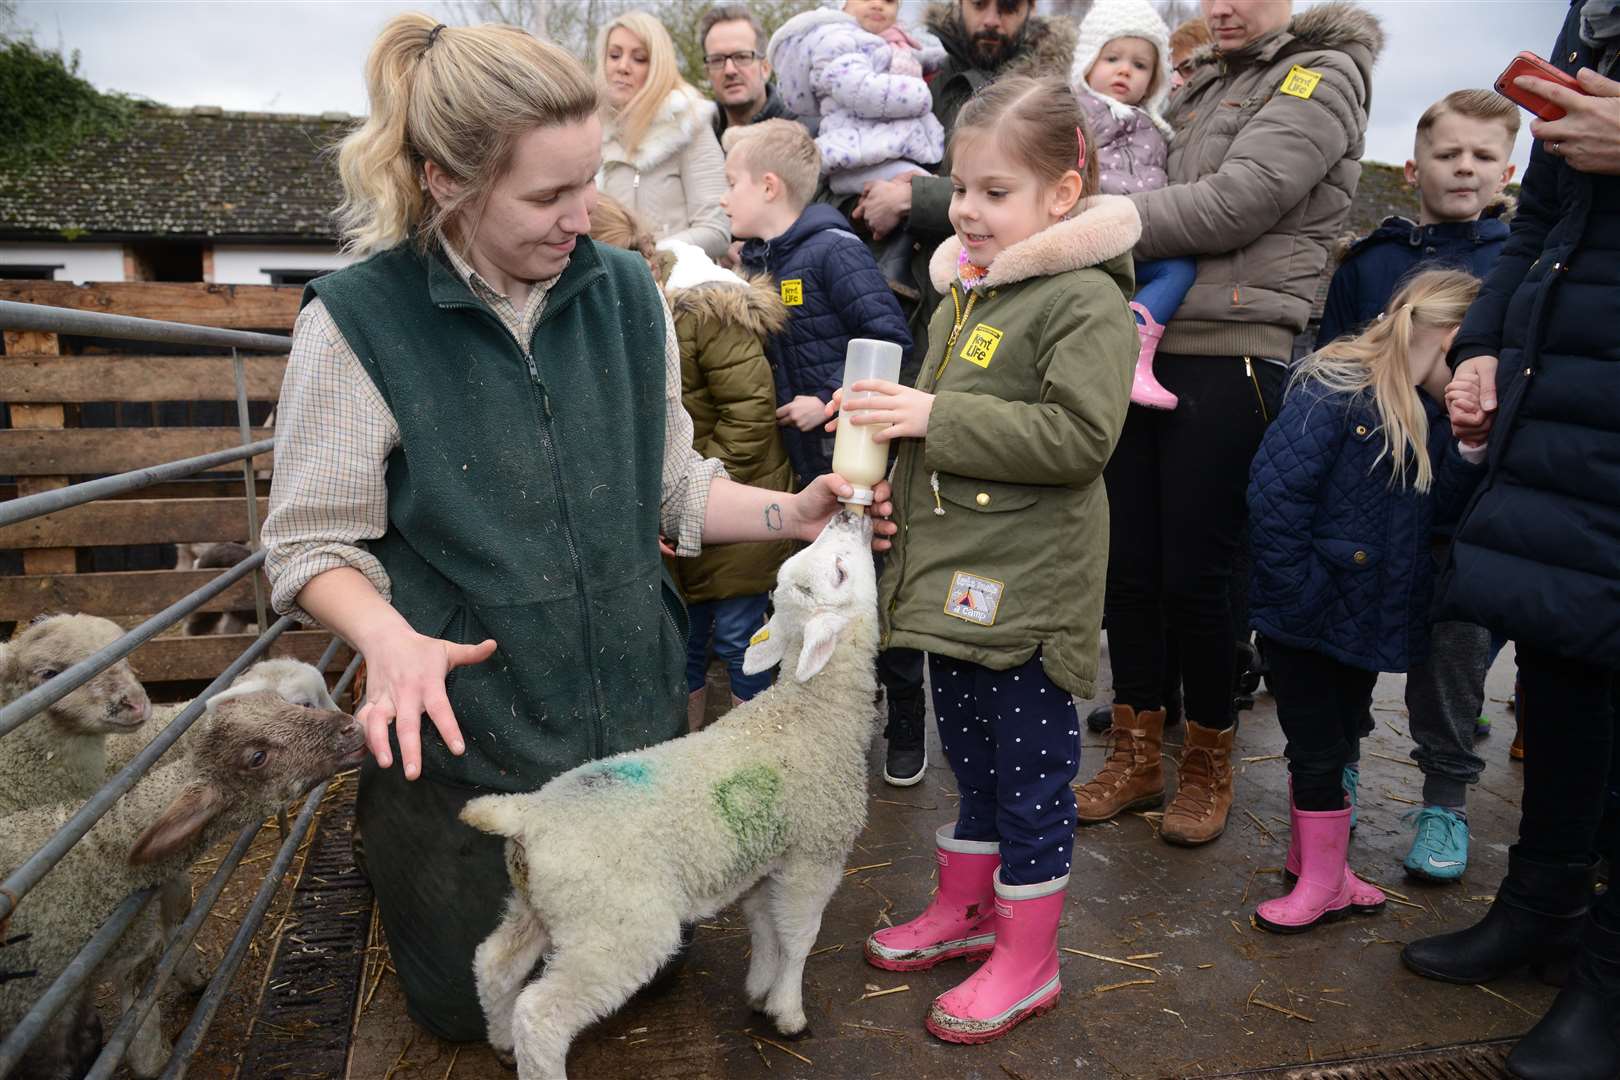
[944,570,1005,626]
[780,279,804,306]
[1279,65,1322,99]
[958,324,1004,368]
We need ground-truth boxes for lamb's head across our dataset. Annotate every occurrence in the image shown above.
[128,690,364,865]
[208,657,337,712]
[742,510,877,683]
[1,614,150,735]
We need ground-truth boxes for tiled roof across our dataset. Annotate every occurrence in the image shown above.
[0,104,354,241]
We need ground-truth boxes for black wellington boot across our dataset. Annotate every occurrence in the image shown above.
[1508,916,1620,1079]
[1402,848,1596,985]
[883,690,927,787]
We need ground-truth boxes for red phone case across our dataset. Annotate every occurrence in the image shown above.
[1495,51,1581,122]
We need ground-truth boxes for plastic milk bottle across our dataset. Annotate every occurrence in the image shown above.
[831,339,902,512]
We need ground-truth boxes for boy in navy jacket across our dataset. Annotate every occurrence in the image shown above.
[723,118,912,486]
[1314,89,1519,886]
[1317,90,1519,348]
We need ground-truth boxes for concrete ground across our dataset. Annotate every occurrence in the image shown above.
[344,647,1538,1079]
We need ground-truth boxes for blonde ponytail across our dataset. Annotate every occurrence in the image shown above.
[335,12,597,256]
[1293,269,1482,493]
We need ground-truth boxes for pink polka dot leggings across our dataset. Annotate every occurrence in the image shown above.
[927,651,1081,886]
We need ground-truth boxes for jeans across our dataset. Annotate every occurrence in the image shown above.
[1263,638,1379,812]
[686,594,773,700]
[1103,353,1286,728]
[1133,257,1198,326]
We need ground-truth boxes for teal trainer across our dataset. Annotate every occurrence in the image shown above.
[1344,765,1360,830]
[1403,806,1469,882]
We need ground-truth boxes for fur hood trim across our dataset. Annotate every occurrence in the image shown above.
[1069,0,1173,137]
[601,87,717,173]
[1286,1,1385,61]
[659,237,788,337]
[928,194,1141,292]
[925,2,1077,82]
[666,273,790,339]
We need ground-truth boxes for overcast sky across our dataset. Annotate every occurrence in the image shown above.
[17,0,1565,173]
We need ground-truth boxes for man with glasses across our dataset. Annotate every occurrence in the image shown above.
[700,5,803,140]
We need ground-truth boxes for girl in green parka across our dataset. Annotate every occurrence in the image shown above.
[837,76,1139,1043]
[590,196,795,728]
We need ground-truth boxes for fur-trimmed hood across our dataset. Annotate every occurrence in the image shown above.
[925,1,1077,82]
[928,195,1141,293]
[601,87,717,172]
[658,239,788,338]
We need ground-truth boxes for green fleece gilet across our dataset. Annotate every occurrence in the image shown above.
[307,239,686,792]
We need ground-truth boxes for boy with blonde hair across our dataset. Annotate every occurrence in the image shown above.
[1315,88,1520,885]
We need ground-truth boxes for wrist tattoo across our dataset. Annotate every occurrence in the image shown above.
[765,503,784,532]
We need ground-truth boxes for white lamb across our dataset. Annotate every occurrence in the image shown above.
[462,510,879,1079]
[0,690,365,1080]
[0,614,152,814]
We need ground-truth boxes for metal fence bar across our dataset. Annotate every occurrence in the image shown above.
[0,887,158,1077]
[0,439,275,529]
[0,552,268,740]
[0,300,290,352]
[83,822,264,1080]
[159,779,328,1080]
[0,616,294,925]
[231,348,270,633]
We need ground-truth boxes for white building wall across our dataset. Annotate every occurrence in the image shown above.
[211,246,354,285]
[0,242,125,282]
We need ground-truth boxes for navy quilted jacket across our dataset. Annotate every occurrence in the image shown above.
[1316,211,1511,347]
[1435,2,1620,668]
[740,203,912,480]
[1248,382,1483,673]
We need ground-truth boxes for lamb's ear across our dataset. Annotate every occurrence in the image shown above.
[128,782,227,865]
[741,615,785,675]
[794,612,848,683]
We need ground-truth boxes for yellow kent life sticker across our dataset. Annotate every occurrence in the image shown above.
[779,279,804,306]
[749,626,770,646]
[944,570,1005,627]
[1279,65,1322,100]
[958,324,1004,368]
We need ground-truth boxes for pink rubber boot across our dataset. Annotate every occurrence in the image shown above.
[1258,800,1385,934]
[1283,786,1382,906]
[866,826,999,971]
[925,871,1065,1043]
[1128,302,1178,411]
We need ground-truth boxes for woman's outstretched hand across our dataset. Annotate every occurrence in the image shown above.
[789,473,897,552]
[356,631,497,780]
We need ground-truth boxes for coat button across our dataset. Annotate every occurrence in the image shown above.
[1354,424,1369,436]
[976,492,991,506]
[1570,51,1580,62]
[1353,550,1368,565]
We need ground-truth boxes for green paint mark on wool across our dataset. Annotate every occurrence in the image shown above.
[713,765,788,870]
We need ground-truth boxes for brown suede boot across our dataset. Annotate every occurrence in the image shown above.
[1161,721,1235,846]
[1074,705,1166,825]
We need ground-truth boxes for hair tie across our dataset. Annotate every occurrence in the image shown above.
[1075,125,1087,173]
[426,23,446,49]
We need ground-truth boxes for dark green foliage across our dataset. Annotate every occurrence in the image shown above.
[0,38,134,168]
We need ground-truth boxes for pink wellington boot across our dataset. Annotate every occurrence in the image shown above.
[867,826,999,971]
[1259,800,1385,934]
[1282,785,1383,906]
[1128,302,1178,411]
[925,871,1066,1044]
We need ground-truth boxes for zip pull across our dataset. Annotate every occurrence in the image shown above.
[1244,356,1253,379]
[544,393,554,418]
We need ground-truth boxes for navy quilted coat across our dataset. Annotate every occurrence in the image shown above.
[740,204,912,481]
[1249,383,1483,673]
[1434,2,1620,667]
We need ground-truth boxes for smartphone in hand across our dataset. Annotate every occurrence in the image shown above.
[1495,51,1583,121]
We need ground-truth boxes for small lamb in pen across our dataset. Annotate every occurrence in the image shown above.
[0,691,364,1080]
[462,510,879,1079]
[0,614,151,814]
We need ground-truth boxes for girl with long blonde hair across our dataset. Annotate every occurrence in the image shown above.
[262,11,883,1046]
[1244,269,1486,935]
[595,11,731,258]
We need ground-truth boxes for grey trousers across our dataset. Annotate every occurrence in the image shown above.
[1405,619,1492,807]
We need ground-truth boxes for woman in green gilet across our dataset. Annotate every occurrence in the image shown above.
[261,13,892,1042]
